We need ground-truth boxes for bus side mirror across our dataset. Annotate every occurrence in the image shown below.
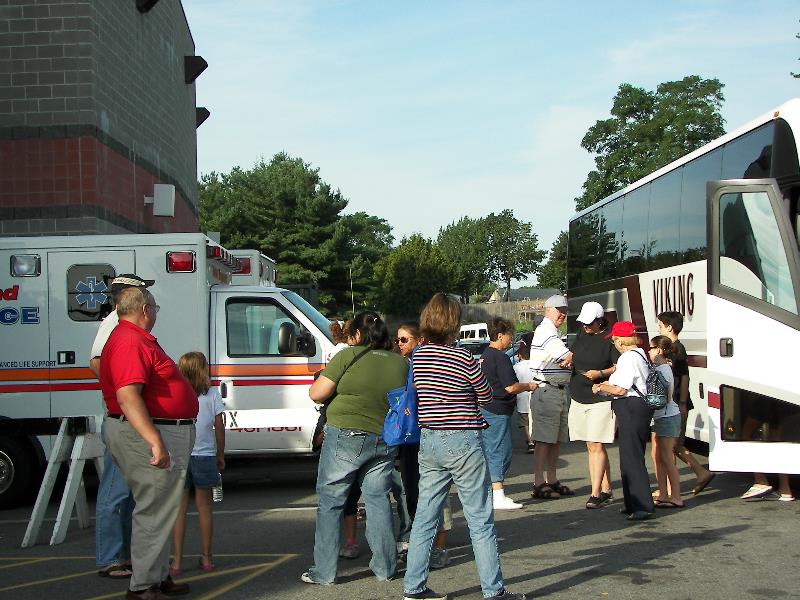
[277,322,297,355]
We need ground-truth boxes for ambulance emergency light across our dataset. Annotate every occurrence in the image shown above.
[11,254,41,277]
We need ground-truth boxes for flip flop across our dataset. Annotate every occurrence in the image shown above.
[779,494,796,502]
[654,499,685,509]
[740,483,772,500]
[692,473,716,495]
[97,564,133,579]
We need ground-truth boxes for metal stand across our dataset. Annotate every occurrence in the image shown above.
[21,416,104,547]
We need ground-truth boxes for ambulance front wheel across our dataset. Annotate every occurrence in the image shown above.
[0,436,38,509]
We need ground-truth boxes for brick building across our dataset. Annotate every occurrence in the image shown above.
[0,0,208,236]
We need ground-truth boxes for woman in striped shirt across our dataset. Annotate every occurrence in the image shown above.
[403,293,526,600]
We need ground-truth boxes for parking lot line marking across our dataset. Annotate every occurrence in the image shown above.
[81,554,299,600]
[0,557,49,569]
[0,568,98,592]
[0,506,317,525]
[195,554,297,600]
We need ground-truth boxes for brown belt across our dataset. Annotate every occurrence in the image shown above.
[107,413,196,426]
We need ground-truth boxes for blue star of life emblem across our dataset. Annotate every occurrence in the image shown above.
[75,277,109,310]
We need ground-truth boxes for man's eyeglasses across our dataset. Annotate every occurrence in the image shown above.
[145,303,160,313]
[395,336,414,344]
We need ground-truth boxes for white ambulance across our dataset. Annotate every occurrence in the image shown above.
[229,249,278,286]
[0,233,334,507]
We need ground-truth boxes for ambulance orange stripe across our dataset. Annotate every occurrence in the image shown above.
[210,364,324,377]
[0,367,96,381]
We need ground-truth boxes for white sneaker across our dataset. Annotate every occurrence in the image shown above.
[396,540,409,554]
[493,495,523,510]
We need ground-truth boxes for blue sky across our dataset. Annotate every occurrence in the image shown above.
[183,0,799,283]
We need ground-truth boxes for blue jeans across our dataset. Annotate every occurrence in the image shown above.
[95,445,134,567]
[404,429,504,598]
[392,468,413,542]
[479,409,513,483]
[307,425,398,584]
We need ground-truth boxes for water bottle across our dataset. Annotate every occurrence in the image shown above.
[212,478,223,503]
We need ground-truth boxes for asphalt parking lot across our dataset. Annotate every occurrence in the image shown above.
[0,441,798,600]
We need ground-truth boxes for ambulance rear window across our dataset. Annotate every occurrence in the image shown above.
[67,264,116,322]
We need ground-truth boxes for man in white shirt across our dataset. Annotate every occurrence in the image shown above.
[529,295,574,499]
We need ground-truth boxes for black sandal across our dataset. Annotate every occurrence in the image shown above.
[585,495,603,509]
[531,483,561,499]
[551,480,575,496]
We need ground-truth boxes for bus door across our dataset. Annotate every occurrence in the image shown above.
[705,179,800,474]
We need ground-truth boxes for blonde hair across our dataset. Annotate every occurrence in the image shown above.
[612,335,639,349]
[178,351,210,395]
[420,293,461,344]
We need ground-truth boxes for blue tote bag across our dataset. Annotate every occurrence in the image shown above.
[382,352,420,446]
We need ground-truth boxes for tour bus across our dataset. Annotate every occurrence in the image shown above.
[567,98,800,475]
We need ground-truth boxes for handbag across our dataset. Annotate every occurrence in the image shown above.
[382,350,421,446]
[311,348,370,453]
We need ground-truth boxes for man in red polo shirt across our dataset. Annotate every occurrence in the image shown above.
[101,286,198,600]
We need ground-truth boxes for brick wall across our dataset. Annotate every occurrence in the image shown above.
[0,0,200,236]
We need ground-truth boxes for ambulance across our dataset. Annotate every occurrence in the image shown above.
[0,233,335,507]
[229,249,278,287]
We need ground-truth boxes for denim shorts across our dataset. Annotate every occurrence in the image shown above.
[185,455,220,489]
[653,414,681,438]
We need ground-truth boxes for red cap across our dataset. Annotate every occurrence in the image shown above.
[608,321,636,338]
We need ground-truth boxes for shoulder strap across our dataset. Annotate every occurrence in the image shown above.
[629,349,649,398]
[325,348,370,408]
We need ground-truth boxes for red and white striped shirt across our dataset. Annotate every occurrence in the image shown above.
[412,343,492,429]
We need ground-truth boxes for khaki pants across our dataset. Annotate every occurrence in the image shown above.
[104,417,194,592]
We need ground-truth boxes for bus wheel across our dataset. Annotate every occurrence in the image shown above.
[0,437,37,510]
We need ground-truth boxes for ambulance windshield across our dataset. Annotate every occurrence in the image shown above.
[282,290,335,343]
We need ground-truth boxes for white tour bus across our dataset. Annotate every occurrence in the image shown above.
[567,98,800,475]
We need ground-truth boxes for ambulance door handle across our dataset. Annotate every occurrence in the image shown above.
[57,351,75,365]
[220,382,227,398]
[719,338,734,357]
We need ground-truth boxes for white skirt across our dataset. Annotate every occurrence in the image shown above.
[568,400,616,443]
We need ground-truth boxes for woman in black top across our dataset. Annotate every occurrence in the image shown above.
[568,302,618,509]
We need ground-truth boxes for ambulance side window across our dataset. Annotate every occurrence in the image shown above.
[67,264,116,322]
[226,298,302,356]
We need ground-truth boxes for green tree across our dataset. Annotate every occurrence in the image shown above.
[576,76,725,211]
[373,234,454,316]
[199,153,390,315]
[537,231,568,291]
[436,217,491,303]
[485,209,545,301]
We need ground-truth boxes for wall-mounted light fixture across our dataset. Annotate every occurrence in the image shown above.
[144,184,176,217]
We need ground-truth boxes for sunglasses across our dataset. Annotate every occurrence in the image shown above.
[395,336,414,344]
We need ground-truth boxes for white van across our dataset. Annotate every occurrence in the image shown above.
[458,322,489,341]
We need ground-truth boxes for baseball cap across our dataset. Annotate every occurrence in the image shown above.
[543,294,568,309]
[109,274,155,290]
[608,321,636,338]
[576,301,604,324]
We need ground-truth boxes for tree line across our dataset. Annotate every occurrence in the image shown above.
[200,75,727,318]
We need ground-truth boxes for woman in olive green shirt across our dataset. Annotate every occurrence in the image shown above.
[302,311,408,586]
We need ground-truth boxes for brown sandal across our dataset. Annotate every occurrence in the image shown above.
[550,481,575,496]
[531,483,561,499]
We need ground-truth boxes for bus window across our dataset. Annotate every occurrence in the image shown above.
[648,169,682,269]
[680,148,722,261]
[718,191,798,314]
[622,186,651,275]
[722,123,773,179]
[598,198,624,280]
[568,214,600,288]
